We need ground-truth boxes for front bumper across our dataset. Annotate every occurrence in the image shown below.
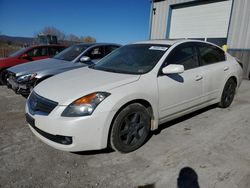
[25,103,116,152]
[7,76,34,95]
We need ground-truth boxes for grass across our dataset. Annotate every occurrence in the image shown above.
[0,42,21,57]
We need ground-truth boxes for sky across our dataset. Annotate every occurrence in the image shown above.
[0,0,152,44]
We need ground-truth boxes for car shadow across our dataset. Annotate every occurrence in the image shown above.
[153,104,217,135]
[137,183,155,188]
[72,147,114,155]
[167,74,184,83]
[73,104,217,156]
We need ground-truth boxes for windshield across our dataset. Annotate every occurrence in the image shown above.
[91,44,169,74]
[53,44,89,61]
[9,48,27,57]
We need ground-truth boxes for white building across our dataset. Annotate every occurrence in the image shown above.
[149,0,250,79]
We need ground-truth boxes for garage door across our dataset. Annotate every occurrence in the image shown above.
[169,0,232,39]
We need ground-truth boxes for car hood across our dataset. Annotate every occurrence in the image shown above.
[0,57,12,61]
[8,58,71,76]
[0,57,18,66]
[0,57,9,61]
[34,67,140,105]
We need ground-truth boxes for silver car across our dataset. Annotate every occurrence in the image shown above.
[7,43,120,96]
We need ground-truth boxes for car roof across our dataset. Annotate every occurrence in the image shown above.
[133,39,185,45]
[27,44,66,49]
[72,43,121,48]
[133,39,215,46]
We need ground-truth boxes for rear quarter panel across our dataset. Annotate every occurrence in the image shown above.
[218,54,243,98]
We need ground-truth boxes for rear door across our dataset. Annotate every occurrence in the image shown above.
[157,42,203,121]
[197,43,228,101]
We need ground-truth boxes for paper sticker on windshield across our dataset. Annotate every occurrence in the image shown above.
[149,46,168,51]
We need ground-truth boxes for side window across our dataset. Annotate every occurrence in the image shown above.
[86,46,105,60]
[198,44,226,65]
[27,48,40,57]
[165,44,199,70]
[27,47,48,57]
[40,47,48,56]
[105,45,119,55]
[49,47,62,56]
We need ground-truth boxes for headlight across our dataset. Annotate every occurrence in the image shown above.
[61,92,110,117]
[16,73,37,83]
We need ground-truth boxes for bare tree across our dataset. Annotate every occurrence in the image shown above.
[34,26,96,43]
[67,34,81,42]
[81,36,96,43]
[67,35,96,43]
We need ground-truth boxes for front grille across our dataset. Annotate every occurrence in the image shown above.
[7,71,16,82]
[8,71,16,78]
[28,91,58,115]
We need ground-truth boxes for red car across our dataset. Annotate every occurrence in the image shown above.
[0,44,66,84]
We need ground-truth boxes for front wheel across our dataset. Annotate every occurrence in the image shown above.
[0,69,8,85]
[218,78,237,108]
[110,103,151,153]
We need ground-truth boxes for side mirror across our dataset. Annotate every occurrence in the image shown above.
[21,53,30,59]
[162,64,184,74]
[80,56,91,63]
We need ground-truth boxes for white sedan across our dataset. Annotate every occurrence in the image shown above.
[25,40,243,153]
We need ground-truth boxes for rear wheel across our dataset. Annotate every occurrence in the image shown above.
[110,103,151,153]
[0,69,8,85]
[218,78,237,108]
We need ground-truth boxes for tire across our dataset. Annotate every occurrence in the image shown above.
[110,103,151,153]
[0,69,8,85]
[218,78,237,108]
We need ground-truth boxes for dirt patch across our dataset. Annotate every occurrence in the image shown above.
[1,81,250,188]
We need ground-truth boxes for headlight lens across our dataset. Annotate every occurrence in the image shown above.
[16,73,37,83]
[61,92,110,117]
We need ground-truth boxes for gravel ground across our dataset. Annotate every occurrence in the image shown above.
[0,80,250,188]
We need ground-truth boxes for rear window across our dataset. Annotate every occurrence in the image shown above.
[105,45,120,55]
[27,47,48,57]
[49,46,65,56]
[198,43,226,65]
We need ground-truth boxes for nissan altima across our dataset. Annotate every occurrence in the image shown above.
[25,40,243,153]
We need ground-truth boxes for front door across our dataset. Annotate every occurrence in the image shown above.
[157,43,203,121]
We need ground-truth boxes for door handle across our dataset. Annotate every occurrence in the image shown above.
[224,66,229,71]
[195,75,203,81]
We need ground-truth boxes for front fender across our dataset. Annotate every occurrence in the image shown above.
[93,73,159,147]
[110,94,159,129]
[96,92,159,149]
